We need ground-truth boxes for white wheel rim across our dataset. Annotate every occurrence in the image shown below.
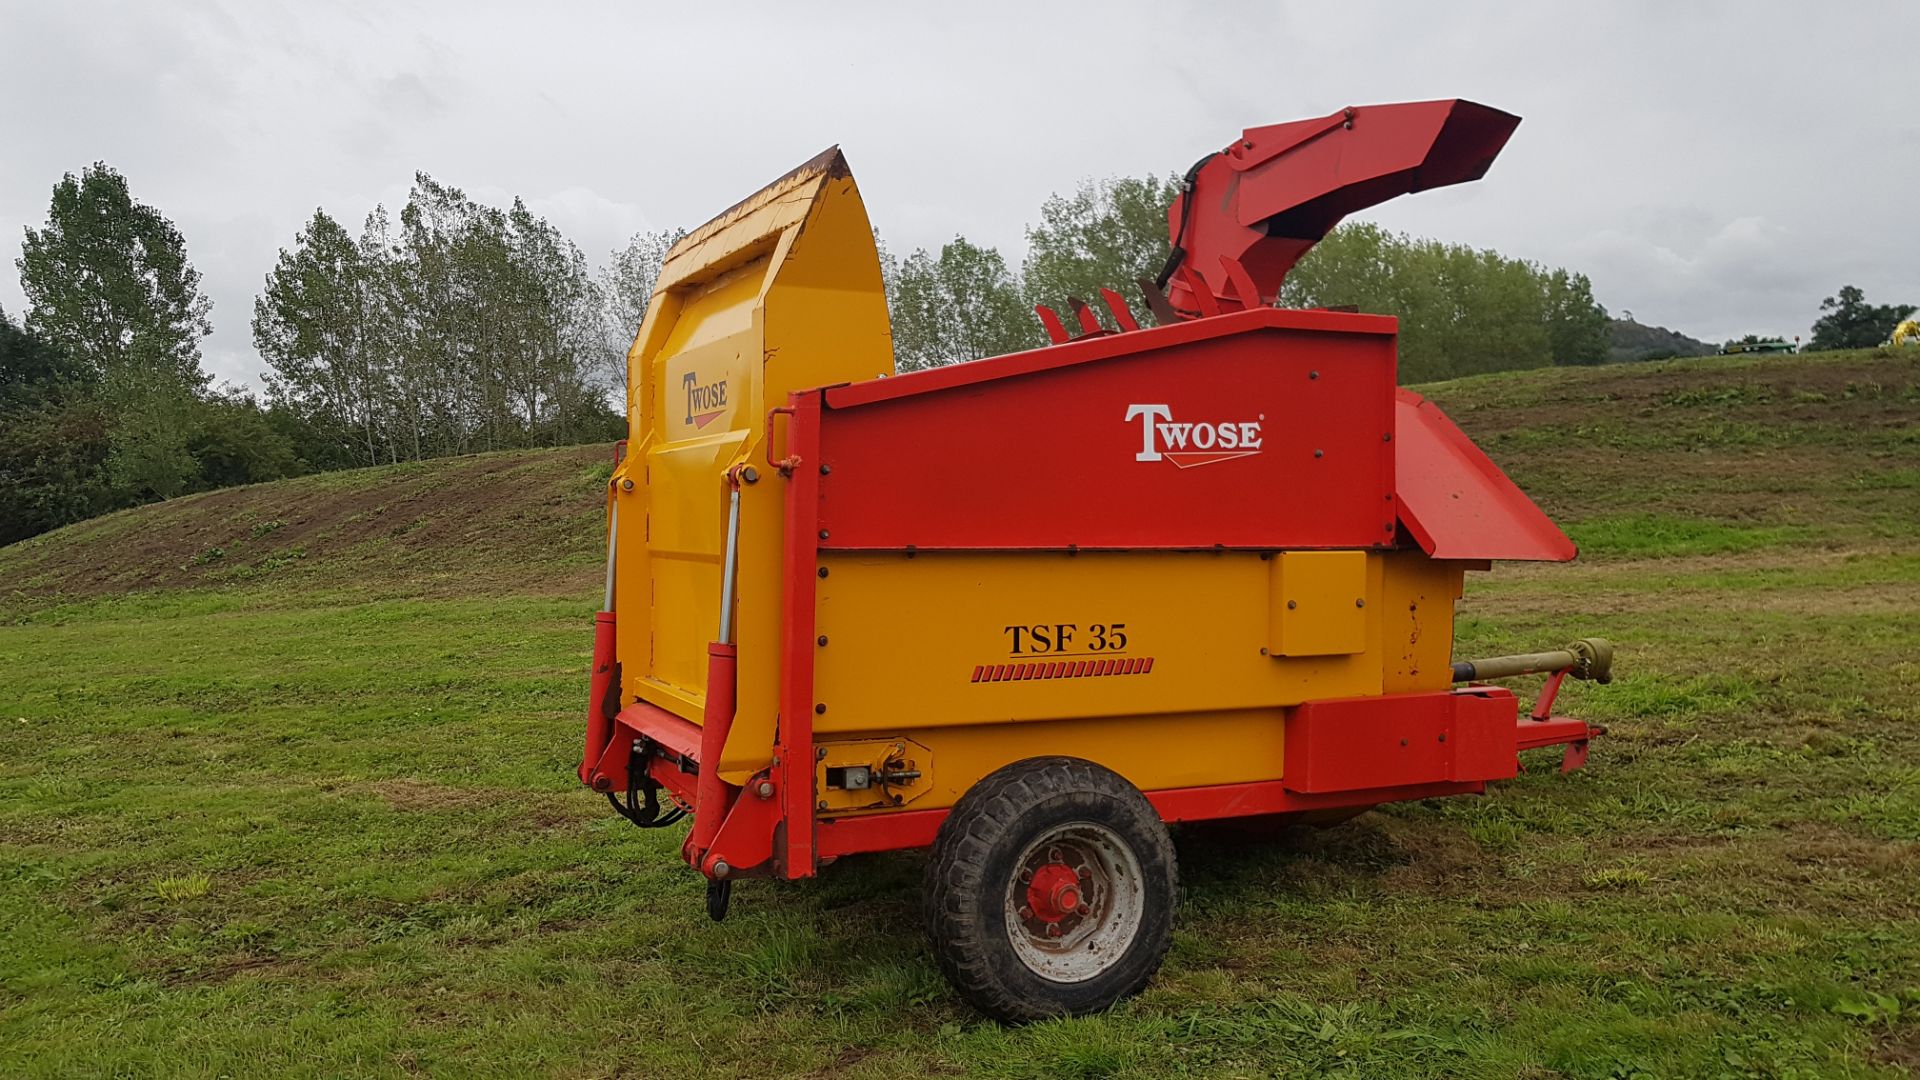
[1003,821,1145,983]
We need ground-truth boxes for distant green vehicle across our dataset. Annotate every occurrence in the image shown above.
[1720,339,1797,356]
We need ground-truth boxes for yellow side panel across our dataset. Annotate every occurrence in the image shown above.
[822,710,1290,815]
[609,149,893,784]
[812,551,1384,734]
[810,549,1465,809]
[1268,550,1368,656]
[1380,551,1466,693]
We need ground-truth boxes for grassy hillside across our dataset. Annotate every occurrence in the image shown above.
[3,348,1917,1077]
[0,444,613,613]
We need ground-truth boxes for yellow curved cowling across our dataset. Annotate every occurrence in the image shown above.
[609,148,894,783]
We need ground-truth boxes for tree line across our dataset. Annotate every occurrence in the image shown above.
[6,161,1623,546]
[1,165,675,544]
[882,174,1614,381]
[251,175,662,470]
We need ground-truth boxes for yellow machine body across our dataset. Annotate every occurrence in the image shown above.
[608,151,1511,811]
[610,150,891,784]
[809,549,1466,812]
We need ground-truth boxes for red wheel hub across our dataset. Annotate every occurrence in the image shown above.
[1026,863,1082,924]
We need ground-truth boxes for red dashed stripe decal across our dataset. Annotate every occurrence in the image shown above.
[970,657,1156,683]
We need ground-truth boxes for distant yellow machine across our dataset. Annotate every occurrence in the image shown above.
[1893,318,1920,348]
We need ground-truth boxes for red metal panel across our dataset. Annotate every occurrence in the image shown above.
[813,777,1488,858]
[1283,689,1520,794]
[1394,389,1576,562]
[615,701,702,761]
[1451,690,1520,782]
[587,700,703,794]
[816,308,1398,550]
[578,611,618,786]
[826,306,1389,408]
[775,390,825,879]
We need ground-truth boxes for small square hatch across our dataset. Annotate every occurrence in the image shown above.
[1268,550,1368,657]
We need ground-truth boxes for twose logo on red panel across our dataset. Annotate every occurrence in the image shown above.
[1125,404,1263,468]
[683,372,729,429]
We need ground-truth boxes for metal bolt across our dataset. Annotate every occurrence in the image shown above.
[1287,599,1297,610]
[817,799,829,810]
[620,478,634,491]
[818,529,830,540]
[814,703,827,715]
[1313,449,1324,458]
[754,779,775,798]
[1355,598,1366,608]
[1382,432,1393,442]
[1309,370,1319,380]
[1018,905,1033,919]
[711,860,731,879]
[1438,733,1447,743]
[816,634,828,647]
[816,747,828,760]
[819,463,832,475]
[1019,868,1033,883]
[1046,922,1063,938]
[1400,738,1409,747]
[1077,902,1091,915]
[741,466,759,484]
[817,566,829,578]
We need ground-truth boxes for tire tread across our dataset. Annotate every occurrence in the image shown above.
[922,756,1177,1022]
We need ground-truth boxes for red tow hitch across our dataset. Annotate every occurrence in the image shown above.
[1454,638,1613,774]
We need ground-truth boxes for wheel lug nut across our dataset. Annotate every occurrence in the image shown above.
[1046,922,1062,938]
[1076,902,1091,915]
[1018,905,1032,919]
[1048,847,1063,863]
[1018,868,1032,883]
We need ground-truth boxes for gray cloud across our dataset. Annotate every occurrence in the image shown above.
[3,0,1916,385]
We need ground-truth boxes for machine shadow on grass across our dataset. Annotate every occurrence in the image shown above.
[713,812,1437,971]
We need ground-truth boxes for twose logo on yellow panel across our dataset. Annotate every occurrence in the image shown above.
[682,372,729,429]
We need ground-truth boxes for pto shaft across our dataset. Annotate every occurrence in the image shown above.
[1451,638,1613,684]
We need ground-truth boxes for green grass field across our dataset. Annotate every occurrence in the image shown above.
[4,348,1918,1078]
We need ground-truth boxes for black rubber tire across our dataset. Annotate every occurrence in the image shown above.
[922,756,1178,1022]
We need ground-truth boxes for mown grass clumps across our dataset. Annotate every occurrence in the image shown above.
[3,349,1917,1077]
[1568,513,1806,558]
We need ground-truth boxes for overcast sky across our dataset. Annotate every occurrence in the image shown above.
[3,0,1916,387]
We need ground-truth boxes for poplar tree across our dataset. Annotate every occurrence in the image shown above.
[17,164,215,498]
[887,238,1036,371]
[17,164,212,391]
